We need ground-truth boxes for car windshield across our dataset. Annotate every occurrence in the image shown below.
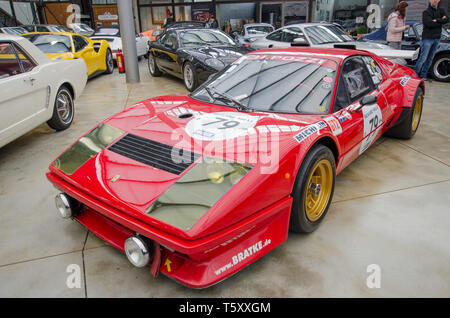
[305,25,353,44]
[190,54,338,115]
[179,30,235,46]
[153,30,163,37]
[48,25,70,32]
[246,26,274,35]
[94,28,119,36]
[22,34,72,53]
[2,27,26,35]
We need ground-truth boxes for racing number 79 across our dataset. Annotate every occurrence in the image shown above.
[203,117,240,129]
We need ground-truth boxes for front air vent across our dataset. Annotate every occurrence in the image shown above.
[109,134,200,175]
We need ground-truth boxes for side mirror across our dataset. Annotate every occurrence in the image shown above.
[354,94,378,111]
[291,37,309,47]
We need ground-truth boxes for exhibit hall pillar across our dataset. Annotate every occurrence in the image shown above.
[117,0,140,83]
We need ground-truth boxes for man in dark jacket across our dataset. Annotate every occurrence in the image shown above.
[414,0,448,79]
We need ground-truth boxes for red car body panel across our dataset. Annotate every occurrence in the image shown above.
[46,47,424,288]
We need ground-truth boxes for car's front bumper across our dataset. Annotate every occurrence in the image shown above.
[46,171,292,288]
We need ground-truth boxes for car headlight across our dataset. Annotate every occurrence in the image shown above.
[146,158,252,231]
[204,58,225,70]
[53,123,125,175]
[124,235,150,267]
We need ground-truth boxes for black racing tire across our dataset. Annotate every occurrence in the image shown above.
[431,53,450,82]
[290,144,336,234]
[385,87,423,139]
[148,53,162,77]
[183,61,198,92]
[105,49,114,74]
[47,86,74,131]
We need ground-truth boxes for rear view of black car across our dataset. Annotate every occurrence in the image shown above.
[148,28,251,91]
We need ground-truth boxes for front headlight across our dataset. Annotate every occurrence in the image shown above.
[204,58,225,70]
[146,158,252,231]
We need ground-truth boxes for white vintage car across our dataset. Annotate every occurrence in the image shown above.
[250,23,418,64]
[0,34,87,148]
[90,27,149,60]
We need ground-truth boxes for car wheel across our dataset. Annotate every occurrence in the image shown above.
[47,86,74,131]
[105,49,114,74]
[431,53,450,82]
[183,62,198,92]
[385,87,423,139]
[290,144,336,233]
[148,53,161,77]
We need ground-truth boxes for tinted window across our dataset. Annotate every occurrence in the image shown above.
[73,35,88,52]
[191,54,338,115]
[281,27,305,42]
[162,32,178,48]
[266,30,282,41]
[361,56,383,86]
[0,43,21,78]
[22,34,72,53]
[341,57,373,102]
[36,26,48,32]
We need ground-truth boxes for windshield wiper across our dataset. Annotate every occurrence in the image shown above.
[204,87,253,112]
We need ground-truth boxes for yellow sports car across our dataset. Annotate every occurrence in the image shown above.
[22,32,114,78]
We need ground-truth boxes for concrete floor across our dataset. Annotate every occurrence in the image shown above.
[0,60,449,297]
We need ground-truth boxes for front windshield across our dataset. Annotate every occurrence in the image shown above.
[305,25,353,44]
[247,26,274,35]
[23,34,72,53]
[191,54,338,115]
[179,30,235,47]
[49,25,70,32]
[3,27,26,35]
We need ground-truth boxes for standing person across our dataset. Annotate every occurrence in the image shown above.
[386,1,410,49]
[414,0,448,80]
[208,15,219,29]
[163,12,174,28]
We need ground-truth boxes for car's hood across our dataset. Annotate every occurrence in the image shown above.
[50,95,321,238]
[182,45,249,64]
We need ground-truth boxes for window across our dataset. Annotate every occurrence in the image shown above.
[162,31,178,48]
[0,43,34,79]
[340,57,373,103]
[281,27,305,43]
[73,35,88,52]
[22,34,72,53]
[191,54,338,115]
[361,56,383,86]
[266,29,283,41]
[36,26,48,32]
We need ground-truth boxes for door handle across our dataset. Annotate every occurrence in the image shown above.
[23,77,36,85]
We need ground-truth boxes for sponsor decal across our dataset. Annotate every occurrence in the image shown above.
[294,121,326,143]
[400,75,411,86]
[214,238,272,276]
[359,103,383,154]
[324,116,343,136]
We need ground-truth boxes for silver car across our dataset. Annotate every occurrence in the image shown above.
[233,23,274,47]
[250,23,417,64]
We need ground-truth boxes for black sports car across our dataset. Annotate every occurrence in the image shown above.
[148,28,251,91]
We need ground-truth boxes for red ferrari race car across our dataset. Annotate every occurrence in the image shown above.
[46,47,424,288]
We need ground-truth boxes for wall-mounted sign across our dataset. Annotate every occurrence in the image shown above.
[98,12,118,21]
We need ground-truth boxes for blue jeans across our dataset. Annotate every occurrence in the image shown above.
[414,39,440,78]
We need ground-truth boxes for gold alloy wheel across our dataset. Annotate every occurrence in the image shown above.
[411,94,423,132]
[304,159,333,222]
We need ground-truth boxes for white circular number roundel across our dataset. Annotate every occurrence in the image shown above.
[185,112,259,141]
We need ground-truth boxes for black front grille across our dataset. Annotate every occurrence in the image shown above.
[108,134,200,175]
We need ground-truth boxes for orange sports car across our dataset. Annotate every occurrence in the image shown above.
[140,28,163,42]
